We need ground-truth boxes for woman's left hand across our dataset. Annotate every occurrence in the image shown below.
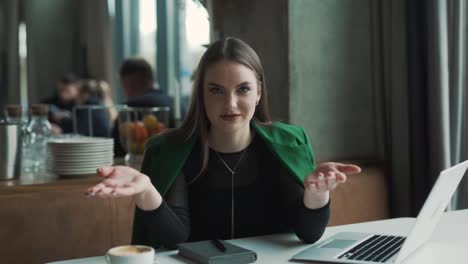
[303,162,361,209]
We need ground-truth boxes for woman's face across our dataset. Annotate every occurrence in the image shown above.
[203,60,261,134]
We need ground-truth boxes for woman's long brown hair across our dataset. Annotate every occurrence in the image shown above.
[165,37,272,178]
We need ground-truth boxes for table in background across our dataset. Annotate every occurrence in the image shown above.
[48,209,468,264]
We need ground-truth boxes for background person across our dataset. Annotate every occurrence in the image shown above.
[113,58,185,156]
[95,80,118,125]
[42,73,79,133]
[72,80,111,137]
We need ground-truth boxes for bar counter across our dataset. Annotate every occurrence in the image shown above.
[0,169,135,264]
[0,173,101,193]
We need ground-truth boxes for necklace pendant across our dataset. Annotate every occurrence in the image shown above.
[215,149,247,177]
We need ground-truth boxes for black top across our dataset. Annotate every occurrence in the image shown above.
[126,89,173,109]
[42,95,76,112]
[132,136,330,249]
[73,96,110,137]
[42,95,77,133]
[53,96,110,136]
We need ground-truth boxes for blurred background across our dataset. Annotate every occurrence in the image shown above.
[1,0,468,218]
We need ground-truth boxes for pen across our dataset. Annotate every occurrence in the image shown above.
[211,239,226,252]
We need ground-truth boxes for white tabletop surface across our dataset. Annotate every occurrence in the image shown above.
[48,209,468,264]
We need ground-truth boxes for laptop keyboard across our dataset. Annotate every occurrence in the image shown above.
[338,235,406,263]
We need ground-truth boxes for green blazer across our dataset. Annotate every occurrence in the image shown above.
[141,122,316,196]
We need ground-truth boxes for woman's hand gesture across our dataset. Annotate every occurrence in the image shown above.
[305,162,361,193]
[86,166,151,197]
[86,166,162,210]
[303,162,361,209]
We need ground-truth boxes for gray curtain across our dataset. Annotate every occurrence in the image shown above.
[371,0,419,217]
[24,0,113,104]
[0,0,20,110]
[373,0,468,216]
[450,0,468,209]
[78,0,114,83]
[24,0,80,104]
[425,0,468,210]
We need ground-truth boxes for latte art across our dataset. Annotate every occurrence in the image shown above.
[108,245,152,256]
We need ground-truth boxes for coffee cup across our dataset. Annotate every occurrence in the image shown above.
[105,245,155,264]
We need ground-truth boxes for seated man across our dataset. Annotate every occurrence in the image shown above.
[113,58,185,156]
[42,73,79,133]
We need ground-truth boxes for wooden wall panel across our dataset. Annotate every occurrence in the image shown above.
[0,188,134,264]
[329,164,389,226]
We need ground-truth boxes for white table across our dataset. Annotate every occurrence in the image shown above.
[48,209,468,264]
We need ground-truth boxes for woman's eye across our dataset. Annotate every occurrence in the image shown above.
[238,86,251,94]
[209,87,223,94]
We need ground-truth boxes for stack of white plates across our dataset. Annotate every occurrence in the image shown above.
[47,137,114,176]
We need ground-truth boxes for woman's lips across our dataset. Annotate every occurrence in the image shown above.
[221,114,241,121]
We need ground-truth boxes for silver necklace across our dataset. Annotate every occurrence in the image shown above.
[214,148,247,176]
[215,148,248,239]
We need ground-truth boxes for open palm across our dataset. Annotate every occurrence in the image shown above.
[304,162,361,193]
[86,166,151,197]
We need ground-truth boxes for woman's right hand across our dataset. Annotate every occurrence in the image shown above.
[86,166,162,210]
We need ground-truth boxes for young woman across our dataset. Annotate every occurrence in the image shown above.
[87,37,361,249]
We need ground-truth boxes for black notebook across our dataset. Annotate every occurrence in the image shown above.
[178,240,257,264]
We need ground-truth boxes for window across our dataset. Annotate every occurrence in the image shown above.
[139,0,157,70]
[180,0,210,100]
[18,22,28,107]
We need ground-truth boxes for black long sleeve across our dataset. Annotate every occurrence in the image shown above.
[278,165,330,243]
[131,171,190,249]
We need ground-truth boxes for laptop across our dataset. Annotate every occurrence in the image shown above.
[292,160,468,264]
